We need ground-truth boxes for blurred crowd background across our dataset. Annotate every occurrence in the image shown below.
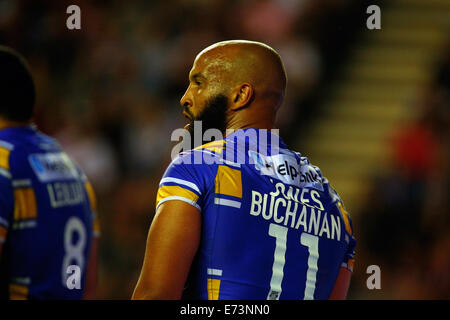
[0,0,448,299]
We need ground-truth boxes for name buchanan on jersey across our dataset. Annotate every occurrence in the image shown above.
[249,182,342,241]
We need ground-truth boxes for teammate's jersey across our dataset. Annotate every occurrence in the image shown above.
[156,128,356,300]
[0,125,99,299]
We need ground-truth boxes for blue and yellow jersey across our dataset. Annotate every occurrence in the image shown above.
[0,125,99,299]
[156,128,356,300]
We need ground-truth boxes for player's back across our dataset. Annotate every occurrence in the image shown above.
[0,125,97,299]
[158,128,355,300]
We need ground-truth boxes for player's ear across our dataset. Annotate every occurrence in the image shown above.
[230,83,253,111]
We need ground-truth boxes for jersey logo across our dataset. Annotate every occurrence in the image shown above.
[28,152,79,182]
[249,151,324,191]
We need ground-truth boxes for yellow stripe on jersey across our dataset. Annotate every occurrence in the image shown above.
[84,181,100,236]
[13,188,38,220]
[84,181,97,212]
[0,225,7,242]
[193,140,225,154]
[215,165,242,198]
[156,185,199,206]
[0,146,11,170]
[9,284,28,300]
[337,202,352,235]
[207,278,221,300]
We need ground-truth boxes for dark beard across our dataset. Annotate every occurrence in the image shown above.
[186,94,228,149]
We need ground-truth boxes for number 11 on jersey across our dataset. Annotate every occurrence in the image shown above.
[267,223,319,300]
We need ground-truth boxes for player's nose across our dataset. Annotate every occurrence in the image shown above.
[180,90,193,109]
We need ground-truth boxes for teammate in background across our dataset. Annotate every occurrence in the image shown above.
[0,46,99,299]
[133,40,356,300]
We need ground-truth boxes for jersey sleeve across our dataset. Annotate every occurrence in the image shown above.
[78,168,100,238]
[336,200,356,272]
[84,180,100,238]
[325,183,356,272]
[0,145,14,244]
[155,153,205,212]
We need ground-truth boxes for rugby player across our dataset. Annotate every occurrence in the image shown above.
[0,46,99,299]
[132,40,356,300]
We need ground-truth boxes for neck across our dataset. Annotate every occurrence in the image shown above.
[0,119,29,131]
[225,120,273,135]
[225,109,275,137]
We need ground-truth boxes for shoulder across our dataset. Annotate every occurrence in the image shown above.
[297,154,350,210]
[193,139,226,154]
[0,138,14,179]
[296,155,327,191]
[169,139,227,169]
[0,127,61,154]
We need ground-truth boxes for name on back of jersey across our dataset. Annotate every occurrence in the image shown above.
[249,182,342,242]
[47,181,85,208]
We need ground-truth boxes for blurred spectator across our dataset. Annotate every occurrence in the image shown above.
[357,42,450,299]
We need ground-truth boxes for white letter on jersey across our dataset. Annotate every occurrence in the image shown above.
[310,190,324,211]
[250,191,262,216]
[273,197,286,224]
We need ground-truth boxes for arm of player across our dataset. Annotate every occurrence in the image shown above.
[328,266,352,300]
[328,199,356,300]
[83,237,98,299]
[132,200,201,300]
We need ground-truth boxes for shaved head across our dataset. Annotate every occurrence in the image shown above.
[180,40,287,137]
[194,40,287,108]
